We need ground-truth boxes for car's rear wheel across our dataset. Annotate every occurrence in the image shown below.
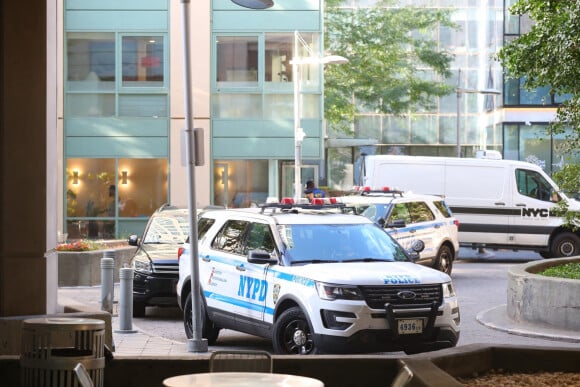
[434,245,453,275]
[183,292,220,345]
[273,307,318,355]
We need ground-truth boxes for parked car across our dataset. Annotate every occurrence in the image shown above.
[128,204,190,317]
[335,189,460,275]
[177,199,460,355]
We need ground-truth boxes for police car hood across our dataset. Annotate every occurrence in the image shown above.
[289,261,450,285]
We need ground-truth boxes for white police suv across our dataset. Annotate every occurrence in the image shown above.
[336,188,460,275]
[177,200,460,355]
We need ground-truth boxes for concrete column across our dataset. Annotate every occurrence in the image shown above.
[0,0,58,316]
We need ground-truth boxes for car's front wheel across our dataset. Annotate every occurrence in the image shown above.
[550,232,580,257]
[273,307,318,355]
[434,245,453,275]
[183,292,220,345]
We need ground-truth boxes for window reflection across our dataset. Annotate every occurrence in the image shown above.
[66,158,168,239]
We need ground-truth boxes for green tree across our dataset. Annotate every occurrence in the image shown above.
[497,0,579,227]
[324,0,456,132]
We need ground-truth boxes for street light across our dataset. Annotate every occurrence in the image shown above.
[180,0,274,354]
[291,31,348,201]
[456,70,501,157]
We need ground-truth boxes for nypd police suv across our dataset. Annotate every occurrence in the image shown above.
[335,188,460,275]
[177,199,460,354]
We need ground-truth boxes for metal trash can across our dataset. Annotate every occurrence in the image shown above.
[20,317,105,387]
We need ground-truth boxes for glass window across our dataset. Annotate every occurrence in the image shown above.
[264,94,292,119]
[265,33,293,83]
[213,160,269,207]
[66,94,115,117]
[408,201,435,223]
[66,158,168,239]
[243,223,277,255]
[515,169,554,202]
[520,125,550,171]
[212,220,247,254]
[216,36,259,86]
[122,36,165,87]
[198,218,216,240]
[67,33,115,88]
[212,94,262,118]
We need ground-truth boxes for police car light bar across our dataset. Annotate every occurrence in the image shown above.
[351,186,404,196]
[260,198,345,212]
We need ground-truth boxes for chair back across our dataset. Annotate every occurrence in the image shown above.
[209,350,273,373]
[74,363,95,387]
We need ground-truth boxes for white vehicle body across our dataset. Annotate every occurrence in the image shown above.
[177,204,460,355]
[335,191,459,275]
[360,155,580,258]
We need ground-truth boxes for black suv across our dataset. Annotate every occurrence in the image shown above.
[128,204,189,317]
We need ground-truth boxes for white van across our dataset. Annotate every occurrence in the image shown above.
[359,155,580,258]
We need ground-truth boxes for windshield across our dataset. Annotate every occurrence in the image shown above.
[143,215,189,244]
[277,223,409,264]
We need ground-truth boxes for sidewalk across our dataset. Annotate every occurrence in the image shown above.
[58,285,197,357]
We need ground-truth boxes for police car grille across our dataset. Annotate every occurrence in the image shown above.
[360,285,442,309]
[152,262,179,274]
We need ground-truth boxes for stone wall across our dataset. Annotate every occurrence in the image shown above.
[58,247,137,286]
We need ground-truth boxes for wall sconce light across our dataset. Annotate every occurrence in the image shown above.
[121,170,128,185]
[73,171,79,185]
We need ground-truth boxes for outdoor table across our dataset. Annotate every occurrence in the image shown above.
[163,371,324,387]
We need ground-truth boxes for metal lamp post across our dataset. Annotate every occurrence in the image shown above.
[180,0,274,353]
[291,31,348,201]
[456,70,501,157]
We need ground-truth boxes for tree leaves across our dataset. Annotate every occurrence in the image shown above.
[324,0,456,131]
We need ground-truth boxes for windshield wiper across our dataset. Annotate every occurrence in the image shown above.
[341,258,392,263]
[291,259,339,265]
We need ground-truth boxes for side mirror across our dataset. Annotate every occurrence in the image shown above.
[128,234,139,246]
[386,219,406,228]
[247,250,278,265]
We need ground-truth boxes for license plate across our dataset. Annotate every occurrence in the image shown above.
[397,319,423,334]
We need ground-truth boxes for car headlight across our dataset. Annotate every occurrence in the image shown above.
[442,281,456,298]
[132,256,152,274]
[316,282,363,301]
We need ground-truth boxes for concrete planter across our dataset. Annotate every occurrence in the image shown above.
[58,246,136,286]
[507,256,580,331]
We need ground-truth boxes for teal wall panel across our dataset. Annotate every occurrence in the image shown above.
[66,11,168,30]
[66,118,169,137]
[212,119,322,138]
[213,11,320,32]
[66,137,168,158]
[66,0,167,10]
[214,0,321,10]
[212,137,321,159]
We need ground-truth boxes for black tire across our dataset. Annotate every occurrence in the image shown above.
[539,251,552,259]
[183,292,220,345]
[550,232,580,258]
[133,300,146,317]
[434,245,453,275]
[272,306,318,355]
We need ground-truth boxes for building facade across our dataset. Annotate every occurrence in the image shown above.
[59,0,577,239]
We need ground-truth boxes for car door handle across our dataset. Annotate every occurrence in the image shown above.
[236,265,246,271]
[516,203,527,207]
[201,255,210,262]
[494,202,506,206]
[434,225,440,229]
[409,229,416,233]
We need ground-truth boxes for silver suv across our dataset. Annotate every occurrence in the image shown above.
[336,189,460,275]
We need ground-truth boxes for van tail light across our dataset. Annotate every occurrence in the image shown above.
[280,197,294,204]
[177,247,185,261]
[454,219,460,229]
